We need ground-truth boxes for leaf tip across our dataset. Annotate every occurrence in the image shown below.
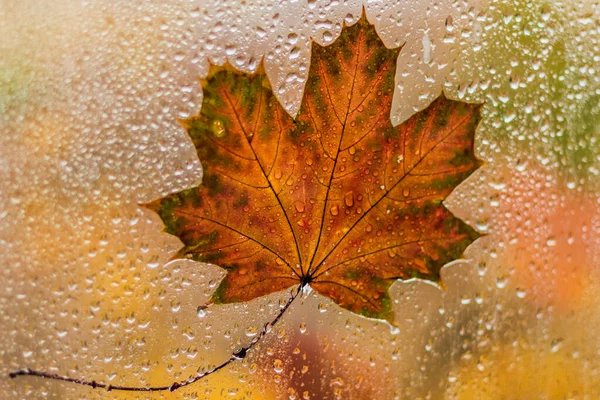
[436,276,449,292]
[358,4,368,24]
[177,116,194,131]
[167,247,189,263]
[210,277,235,305]
[138,199,161,213]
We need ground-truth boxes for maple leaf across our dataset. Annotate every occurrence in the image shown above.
[145,15,481,323]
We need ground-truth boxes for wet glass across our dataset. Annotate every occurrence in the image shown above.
[2,1,600,399]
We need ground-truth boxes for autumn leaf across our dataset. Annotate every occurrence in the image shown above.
[145,15,481,323]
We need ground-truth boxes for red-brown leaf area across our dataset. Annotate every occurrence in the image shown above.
[145,15,481,322]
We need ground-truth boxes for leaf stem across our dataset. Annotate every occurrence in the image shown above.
[9,284,305,393]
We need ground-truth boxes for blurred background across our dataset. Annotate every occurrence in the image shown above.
[1,0,600,398]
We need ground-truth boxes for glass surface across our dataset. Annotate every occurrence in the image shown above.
[2,0,600,398]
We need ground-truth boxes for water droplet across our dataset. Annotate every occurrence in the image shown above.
[541,4,551,21]
[273,359,284,373]
[147,257,160,269]
[550,338,564,353]
[183,327,195,340]
[475,219,489,232]
[330,377,344,387]
[330,205,339,216]
[290,46,300,59]
[264,322,273,334]
[422,32,431,64]
[245,326,258,337]
[255,26,266,38]
[233,347,247,360]
[496,276,508,289]
[295,201,305,212]
[475,293,483,305]
[344,192,354,207]
[503,111,516,123]
[516,159,528,172]
[299,322,307,334]
[287,32,298,45]
[445,16,455,32]
[212,120,226,137]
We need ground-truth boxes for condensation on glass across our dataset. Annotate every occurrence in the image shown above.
[1,0,599,398]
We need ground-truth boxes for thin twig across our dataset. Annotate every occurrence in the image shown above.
[9,284,304,392]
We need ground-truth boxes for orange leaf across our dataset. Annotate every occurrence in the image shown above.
[145,15,481,322]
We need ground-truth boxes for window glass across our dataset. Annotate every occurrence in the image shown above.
[2,1,599,398]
